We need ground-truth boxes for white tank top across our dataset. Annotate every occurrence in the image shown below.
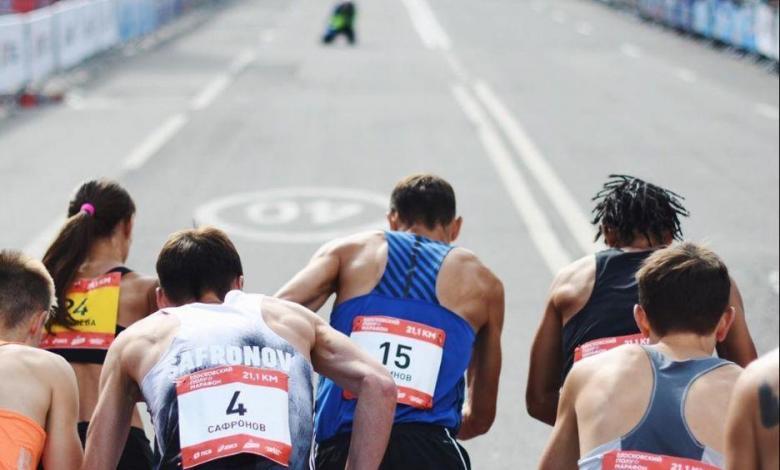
[141,291,314,470]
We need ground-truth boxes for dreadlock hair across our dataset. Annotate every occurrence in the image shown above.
[592,175,689,246]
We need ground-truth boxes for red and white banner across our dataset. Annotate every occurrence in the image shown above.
[575,334,651,362]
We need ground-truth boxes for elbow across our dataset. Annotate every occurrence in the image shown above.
[363,369,397,404]
[470,414,495,437]
[526,394,555,426]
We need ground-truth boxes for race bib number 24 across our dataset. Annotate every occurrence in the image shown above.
[176,366,292,468]
[349,316,446,410]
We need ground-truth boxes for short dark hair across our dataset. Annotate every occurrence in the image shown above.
[0,250,56,330]
[156,227,244,305]
[637,243,731,336]
[390,174,457,229]
[592,175,689,246]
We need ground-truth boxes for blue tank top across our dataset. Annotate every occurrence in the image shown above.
[562,249,654,380]
[315,232,476,442]
[579,347,731,469]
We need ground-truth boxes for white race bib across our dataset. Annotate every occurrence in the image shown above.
[348,316,446,409]
[176,366,292,468]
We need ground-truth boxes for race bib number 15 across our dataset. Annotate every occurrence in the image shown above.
[176,366,292,469]
[348,316,446,410]
[603,451,720,470]
[40,273,121,350]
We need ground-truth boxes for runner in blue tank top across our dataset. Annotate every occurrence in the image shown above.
[82,227,397,470]
[527,175,757,426]
[277,175,505,470]
[540,243,743,470]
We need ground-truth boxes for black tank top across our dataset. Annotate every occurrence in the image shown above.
[48,267,132,365]
[561,249,654,380]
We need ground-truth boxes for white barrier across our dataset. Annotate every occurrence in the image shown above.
[25,7,55,83]
[0,14,26,94]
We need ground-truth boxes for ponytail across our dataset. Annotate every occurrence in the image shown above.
[41,180,136,330]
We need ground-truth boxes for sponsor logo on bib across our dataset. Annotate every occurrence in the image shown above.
[602,451,720,470]
[347,316,445,410]
[574,334,650,362]
[176,365,292,468]
[40,273,121,350]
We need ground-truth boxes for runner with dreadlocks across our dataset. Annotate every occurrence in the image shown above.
[526,175,757,426]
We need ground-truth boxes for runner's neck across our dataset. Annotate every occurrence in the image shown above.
[399,225,451,244]
[84,236,128,273]
[652,333,718,361]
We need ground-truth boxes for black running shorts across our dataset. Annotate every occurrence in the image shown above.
[316,423,471,470]
[78,423,153,470]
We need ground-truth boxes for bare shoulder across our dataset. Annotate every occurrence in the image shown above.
[444,248,503,294]
[121,271,158,294]
[740,348,779,390]
[551,255,596,299]
[319,231,385,257]
[261,297,317,342]
[8,345,76,383]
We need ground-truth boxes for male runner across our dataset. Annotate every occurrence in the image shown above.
[539,243,742,470]
[0,250,82,470]
[277,174,505,469]
[83,227,396,470]
[322,1,357,45]
[725,347,779,470]
[527,175,757,425]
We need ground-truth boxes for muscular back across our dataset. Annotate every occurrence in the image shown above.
[573,345,741,457]
[0,345,60,427]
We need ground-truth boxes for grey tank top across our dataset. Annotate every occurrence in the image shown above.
[579,346,732,469]
[141,291,314,470]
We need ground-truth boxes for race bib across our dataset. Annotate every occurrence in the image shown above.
[176,365,292,469]
[603,451,720,470]
[574,334,650,362]
[347,316,446,409]
[40,273,121,350]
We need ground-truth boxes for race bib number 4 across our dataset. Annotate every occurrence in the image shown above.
[176,366,292,468]
[348,316,446,410]
[574,334,650,362]
[40,273,121,350]
[603,451,720,470]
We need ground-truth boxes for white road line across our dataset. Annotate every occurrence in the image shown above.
[755,103,780,121]
[452,84,573,274]
[23,218,65,259]
[576,22,594,36]
[123,113,189,171]
[473,81,599,254]
[230,49,257,74]
[400,0,452,50]
[191,74,232,111]
[675,68,698,83]
[620,43,642,59]
[444,51,470,82]
[770,270,779,295]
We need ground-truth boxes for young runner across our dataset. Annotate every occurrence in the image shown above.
[539,243,742,470]
[41,179,157,468]
[83,227,396,470]
[0,250,82,470]
[322,1,357,45]
[725,347,779,470]
[277,174,505,469]
[527,175,757,425]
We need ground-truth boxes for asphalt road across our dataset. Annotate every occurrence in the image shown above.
[1,0,778,467]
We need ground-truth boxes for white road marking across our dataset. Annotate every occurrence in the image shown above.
[122,113,189,171]
[230,49,257,74]
[22,218,65,259]
[190,75,232,111]
[261,30,276,44]
[770,270,779,295]
[473,81,599,254]
[444,51,471,82]
[620,43,642,59]
[400,0,452,50]
[675,68,698,83]
[755,103,780,121]
[452,84,573,273]
[576,22,594,36]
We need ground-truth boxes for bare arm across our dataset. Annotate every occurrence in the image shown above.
[82,335,139,470]
[459,279,504,440]
[538,367,581,470]
[307,308,396,470]
[42,356,82,470]
[717,280,757,367]
[276,241,341,312]
[725,369,759,470]
[527,292,565,426]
